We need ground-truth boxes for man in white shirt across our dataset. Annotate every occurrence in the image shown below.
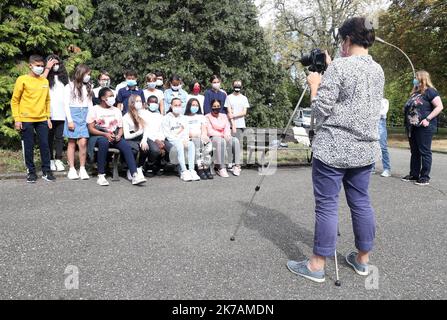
[224,80,250,138]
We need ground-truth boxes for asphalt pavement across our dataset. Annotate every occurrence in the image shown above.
[0,148,445,300]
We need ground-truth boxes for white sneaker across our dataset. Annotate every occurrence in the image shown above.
[50,160,56,172]
[127,170,133,181]
[381,169,391,177]
[97,174,109,186]
[232,166,241,176]
[217,168,229,178]
[79,166,90,180]
[180,170,193,182]
[67,167,79,180]
[137,167,143,175]
[190,169,201,181]
[132,171,147,185]
[55,159,65,172]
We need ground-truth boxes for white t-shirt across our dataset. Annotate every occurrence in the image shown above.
[187,94,205,114]
[143,88,164,105]
[50,76,66,121]
[86,105,123,133]
[64,82,94,123]
[187,114,206,138]
[143,111,165,142]
[380,98,389,119]
[224,93,250,128]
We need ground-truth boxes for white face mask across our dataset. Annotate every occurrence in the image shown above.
[172,106,182,115]
[99,80,110,87]
[135,101,143,110]
[156,79,163,87]
[171,85,181,91]
[105,97,115,107]
[52,65,60,72]
[212,82,221,90]
[83,75,91,83]
[149,103,159,112]
[32,66,44,76]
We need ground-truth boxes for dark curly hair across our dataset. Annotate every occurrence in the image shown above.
[339,17,375,49]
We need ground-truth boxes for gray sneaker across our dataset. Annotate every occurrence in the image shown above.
[345,252,369,276]
[287,260,325,283]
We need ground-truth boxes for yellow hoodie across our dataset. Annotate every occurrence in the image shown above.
[11,74,50,122]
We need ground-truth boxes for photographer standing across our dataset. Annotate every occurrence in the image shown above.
[287,17,384,283]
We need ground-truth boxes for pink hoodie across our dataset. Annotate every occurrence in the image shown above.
[205,113,231,137]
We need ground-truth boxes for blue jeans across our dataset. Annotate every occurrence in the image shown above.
[378,118,391,171]
[21,121,51,174]
[312,158,376,257]
[165,139,195,172]
[96,137,137,175]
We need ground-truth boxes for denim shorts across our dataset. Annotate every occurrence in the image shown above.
[64,107,90,139]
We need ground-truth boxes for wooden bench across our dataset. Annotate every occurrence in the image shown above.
[93,147,121,181]
[246,128,312,167]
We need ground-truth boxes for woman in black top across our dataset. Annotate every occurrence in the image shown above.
[402,70,444,185]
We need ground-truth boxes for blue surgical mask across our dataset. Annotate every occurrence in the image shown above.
[32,66,44,76]
[127,79,137,87]
[191,106,199,114]
[149,103,159,112]
[147,82,157,89]
[413,78,420,87]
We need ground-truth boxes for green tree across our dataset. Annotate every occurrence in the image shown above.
[85,0,292,128]
[0,0,93,146]
[371,0,447,126]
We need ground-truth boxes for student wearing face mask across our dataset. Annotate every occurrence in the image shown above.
[225,80,250,140]
[11,54,55,183]
[123,94,151,179]
[203,75,227,115]
[143,73,165,114]
[116,70,146,115]
[87,88,146,186]
[162,98,199,182]
[115,69,130,94]
[144,96,167,176]
[93,71,115,105]
[63,64,94,181]
[163,75,188,115]
[185,98,213,180]
[154,71,165,92]
[206,100,241,178]
[43,54,69,173]
[187,80,205,114]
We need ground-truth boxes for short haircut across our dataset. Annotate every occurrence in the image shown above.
[209,74,221,83]
[154,70,164,78]
[29,54,44,64]
[98,87,113,99]
[125,70,138,77]
[98,71,110,80]
[147,95,159,103]
[169,74,182,82]
[171,97,182,105]
[339,17,375,49]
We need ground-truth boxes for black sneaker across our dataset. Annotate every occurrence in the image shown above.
[414,178,429,186]
[27,172,37,183]
[198,169,208,180]
[401,175,418,182]
[42,171,56,182]
[205,168,214,180]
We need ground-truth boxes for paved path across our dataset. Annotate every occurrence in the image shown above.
[0,148,445,299]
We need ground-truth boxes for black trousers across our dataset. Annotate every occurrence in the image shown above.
[408,125,434,180]
[21,121,51,173]
[48,120,65,160]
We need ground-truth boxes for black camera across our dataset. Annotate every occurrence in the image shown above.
[300,48,328,74]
